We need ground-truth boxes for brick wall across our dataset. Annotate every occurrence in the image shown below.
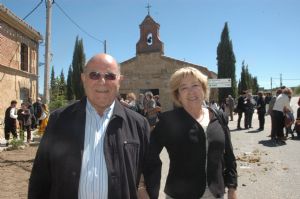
[0,20,39,138]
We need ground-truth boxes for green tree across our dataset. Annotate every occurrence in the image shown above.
[72,36,86,100]
[66,65,74,101]
[238,61,248,93]
[216,22,237,103]
[245,65,252,90]
[50,66,58,102]
[252,76,259,94]
[49,69,68,111]
[238,61,260,94]
[59,69,67,97]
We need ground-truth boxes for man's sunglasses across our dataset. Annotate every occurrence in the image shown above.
[87,71,117,81]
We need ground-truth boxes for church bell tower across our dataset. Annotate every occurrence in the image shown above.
[136,13,164,55]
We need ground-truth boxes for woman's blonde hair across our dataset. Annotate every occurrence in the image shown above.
[126,92,136,101]
[169,67,209,107]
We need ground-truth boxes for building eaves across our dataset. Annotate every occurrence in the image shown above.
[0,3,43,41]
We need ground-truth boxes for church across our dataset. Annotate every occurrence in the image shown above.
[120,13,217,111]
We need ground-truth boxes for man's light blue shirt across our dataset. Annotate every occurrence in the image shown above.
[78,99,115,199]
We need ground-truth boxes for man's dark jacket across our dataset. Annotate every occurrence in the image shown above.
[28,97,150,199]
[144,108,237,199]
[236,95,246,112]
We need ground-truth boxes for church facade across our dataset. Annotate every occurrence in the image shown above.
[120,14,217,111]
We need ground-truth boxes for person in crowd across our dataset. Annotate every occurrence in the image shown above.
[153,95,161,116]
[4,100,18,146]
[136,93,145,115]
[244,93,256,129]
[210,100,219,110]
[297,97,300,119]
[272,87,293,144]
[144,67,237,199]
[284,95,295,138]
[264,92,272,115]
[28,53,151,199]
[268,89,282,139]
[144,91,158,130]
[21,103,33,142]
[17,102,27,132]
[236,91,247,130]
[294,97,300,137]
[256,91,266,131]
[120,92,138,112]
[153,95,161,107]
[27,97,36,130]
[228,95,235,121]
[220,97,230,117]
[33,97,43,128]
[38,103,49,135]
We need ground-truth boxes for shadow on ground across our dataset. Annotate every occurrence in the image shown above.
[258,139,287,147]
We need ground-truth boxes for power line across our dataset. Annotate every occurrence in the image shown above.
[282,78,300,81]
[23,0,44,20]
[53,1,104,44]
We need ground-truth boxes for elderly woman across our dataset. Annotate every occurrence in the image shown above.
[144,67,237,199]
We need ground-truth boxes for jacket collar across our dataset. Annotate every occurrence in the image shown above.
[74,96,127,121]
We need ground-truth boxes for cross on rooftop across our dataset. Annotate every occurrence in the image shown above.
[146,2,151,15]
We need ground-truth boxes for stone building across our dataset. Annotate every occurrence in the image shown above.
[120,14,217,111]
[0,4,42,125]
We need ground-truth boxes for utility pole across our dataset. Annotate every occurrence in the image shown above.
[44,0,53,104]
[270,77,272,91]
[104,39,106,53]
[280,73,282,87]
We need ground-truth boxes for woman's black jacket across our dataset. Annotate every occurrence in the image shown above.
[144,107,237,199]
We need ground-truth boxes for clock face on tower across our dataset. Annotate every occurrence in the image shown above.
[147,33,153,46]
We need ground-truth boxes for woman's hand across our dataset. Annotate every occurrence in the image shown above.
[228,188,237,199]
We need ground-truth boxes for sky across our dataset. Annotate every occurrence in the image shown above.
[1,0,300,94]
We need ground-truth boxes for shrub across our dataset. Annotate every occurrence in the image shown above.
[9,139,25,150]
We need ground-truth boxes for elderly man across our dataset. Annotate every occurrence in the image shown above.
[28,53,150,199]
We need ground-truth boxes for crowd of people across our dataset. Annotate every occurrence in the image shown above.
[120,91,161,130]
[217,87,300,145]
[3,97,49,146]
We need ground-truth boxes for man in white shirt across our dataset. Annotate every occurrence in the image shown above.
[4,100,18,146]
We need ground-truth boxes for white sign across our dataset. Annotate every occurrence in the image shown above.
[208,78,231,88]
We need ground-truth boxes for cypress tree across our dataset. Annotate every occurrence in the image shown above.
[252,77,259,94]
[66,65,74,101]
[239,61,248,93]
[50,66,57,102]
[72,36,86,100]
[59,69,67,97]
[217,22,237,103]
